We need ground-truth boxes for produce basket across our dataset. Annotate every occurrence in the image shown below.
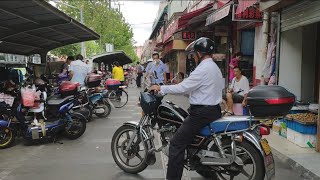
[286,113,318,125]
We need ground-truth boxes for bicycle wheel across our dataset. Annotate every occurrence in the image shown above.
[108,89,129,108]
[127,78,136,88]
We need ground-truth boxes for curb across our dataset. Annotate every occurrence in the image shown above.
[271,147,320,180]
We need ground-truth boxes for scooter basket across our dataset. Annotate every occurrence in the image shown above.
[140,92,157,115]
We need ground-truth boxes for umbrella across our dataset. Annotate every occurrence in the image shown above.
[92,51,132,65]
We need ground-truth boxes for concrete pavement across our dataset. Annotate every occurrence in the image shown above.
[0,87,312,180]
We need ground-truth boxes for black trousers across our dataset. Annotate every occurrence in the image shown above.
[116,81,125,97]
[136,72,143,87]
[166,105,221,180]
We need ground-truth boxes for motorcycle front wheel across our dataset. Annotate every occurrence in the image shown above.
[64,113,87,140]
[111,125,148,174]
[0,127,15,149]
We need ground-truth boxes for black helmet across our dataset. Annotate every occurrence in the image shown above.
[185,37,215,55]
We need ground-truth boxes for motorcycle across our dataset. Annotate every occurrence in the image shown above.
[0,92,87,148]
[77,87,111,119]
[111,86,295,179]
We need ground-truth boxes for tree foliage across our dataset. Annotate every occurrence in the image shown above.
[50,0,138,62]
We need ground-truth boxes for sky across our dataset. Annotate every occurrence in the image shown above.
[119,1,160,46]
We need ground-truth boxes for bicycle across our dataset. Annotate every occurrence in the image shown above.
[105,85,129,108]
[124,71,137,88]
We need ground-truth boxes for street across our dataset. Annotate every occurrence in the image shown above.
[0,88,308,180]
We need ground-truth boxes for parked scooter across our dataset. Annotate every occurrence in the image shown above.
[0,88,87,148]
[76,87,111,119]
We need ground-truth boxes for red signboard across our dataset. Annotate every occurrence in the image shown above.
[182,31,196,40]
[232,4,263,22]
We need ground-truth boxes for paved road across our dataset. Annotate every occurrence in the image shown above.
[0,88,308,180]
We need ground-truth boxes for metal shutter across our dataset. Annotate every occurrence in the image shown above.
[281,0,320,32]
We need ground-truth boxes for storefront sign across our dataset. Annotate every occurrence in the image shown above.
[206,4,231,26]
[182,31,196,40]
[232,4,263,22]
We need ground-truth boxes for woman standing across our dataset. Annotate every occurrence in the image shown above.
[229,52,242,81]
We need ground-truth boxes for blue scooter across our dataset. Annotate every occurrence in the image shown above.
[77,87,111,119]
[0,94,87,149]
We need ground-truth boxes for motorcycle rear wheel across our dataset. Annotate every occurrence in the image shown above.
[197,139,265,180]
[64,113,87,140]
[95,100,111,118]
[111,125,148,174]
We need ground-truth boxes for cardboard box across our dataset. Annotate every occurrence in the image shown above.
[287,128,316,148]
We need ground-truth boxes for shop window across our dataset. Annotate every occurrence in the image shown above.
[241,30,255,56]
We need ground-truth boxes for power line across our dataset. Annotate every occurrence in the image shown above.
[129,20,165,26]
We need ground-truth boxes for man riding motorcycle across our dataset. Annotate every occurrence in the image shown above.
[149,37,225,180]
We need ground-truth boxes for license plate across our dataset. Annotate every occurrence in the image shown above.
[261,139,271,156]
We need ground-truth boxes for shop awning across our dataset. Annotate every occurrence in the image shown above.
[236,0,258,14]
[188,8,215,26]
[0,1,100,56]
[178,3,213,29]
[149,5,168,39]
[206,3,232,26]
[92,51,132,65]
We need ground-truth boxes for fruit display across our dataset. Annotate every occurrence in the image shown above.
[286,113,318,124]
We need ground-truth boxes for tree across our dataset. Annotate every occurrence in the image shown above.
[50,0,138,63]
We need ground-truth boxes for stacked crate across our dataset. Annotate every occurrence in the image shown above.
[284,110,318,148]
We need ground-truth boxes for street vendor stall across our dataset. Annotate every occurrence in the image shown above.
[92,51,133,73]
[92,51,133,66]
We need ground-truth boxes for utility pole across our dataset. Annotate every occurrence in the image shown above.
[109,0,111,9]
[80,8,86,58]
[56,2,86,58]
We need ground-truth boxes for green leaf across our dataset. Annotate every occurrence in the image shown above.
[49,0,138,63]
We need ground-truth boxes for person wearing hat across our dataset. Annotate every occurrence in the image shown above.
[149,37,224,180]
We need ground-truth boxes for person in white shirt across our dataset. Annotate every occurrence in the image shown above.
[223,66,250,116]
[149,37,224,180]
[69,54,91,86]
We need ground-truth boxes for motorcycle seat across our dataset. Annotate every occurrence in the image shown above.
[199,116,251,137]
[47,95,74,106]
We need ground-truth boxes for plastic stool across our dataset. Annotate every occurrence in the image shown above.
[233,103,248,116]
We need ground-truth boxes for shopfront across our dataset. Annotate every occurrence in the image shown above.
[204,1,261,85]
[261,0,320,151]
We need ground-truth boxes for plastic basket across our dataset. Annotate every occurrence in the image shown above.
[284,119,317,135]
[0,93,14,107]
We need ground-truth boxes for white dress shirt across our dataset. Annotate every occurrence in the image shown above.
[230,75,250,96]
[160,58,224,105]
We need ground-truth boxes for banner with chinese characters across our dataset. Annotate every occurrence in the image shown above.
[232,4,263,22]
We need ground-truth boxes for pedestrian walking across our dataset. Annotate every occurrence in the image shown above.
[135,62,144,87]
[145,52,167,85]
[149,37,224,180]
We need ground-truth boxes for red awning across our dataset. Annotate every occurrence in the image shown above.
[217,0,230,8]
[236,0,258,14]
[178,3,213,29]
